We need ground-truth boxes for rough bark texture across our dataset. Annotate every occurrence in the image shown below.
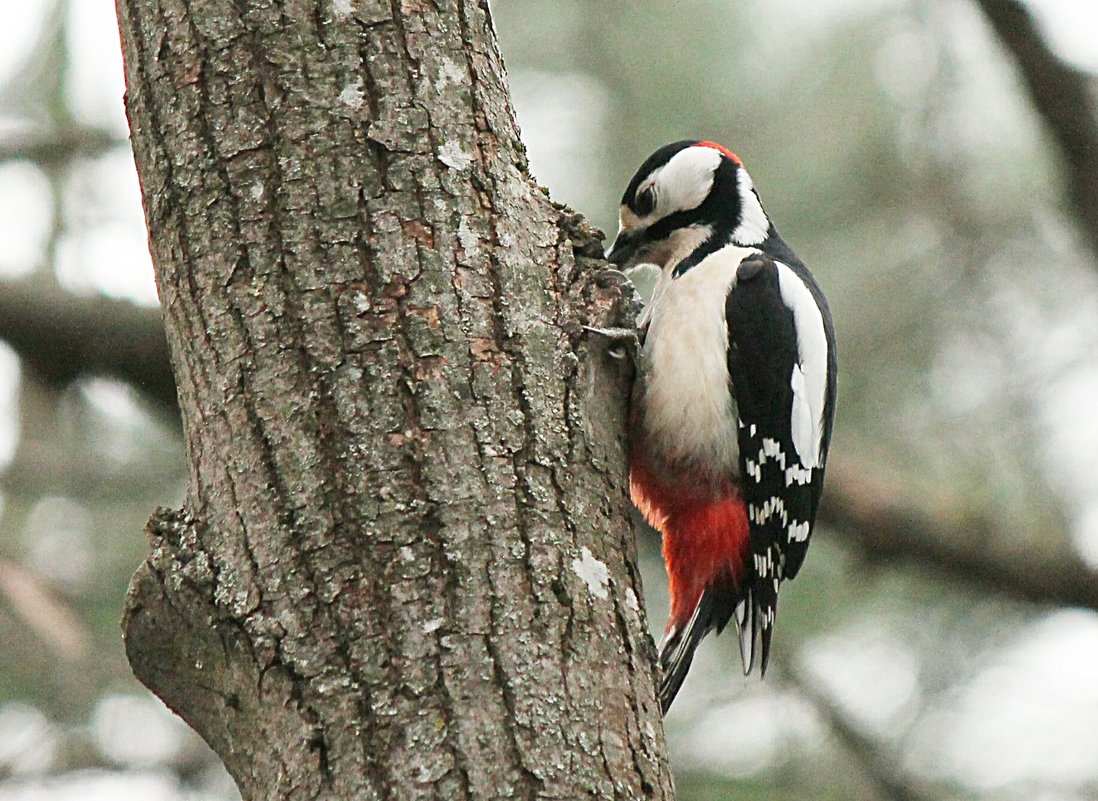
[115,2,673,800]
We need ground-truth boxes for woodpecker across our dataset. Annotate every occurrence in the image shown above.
[605,140,837,713]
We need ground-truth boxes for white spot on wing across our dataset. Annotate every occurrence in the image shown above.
[776,262,829,467]
[572,546,609,600]
[750,496,789,526]
[761,437,786,469]
[785,463,813,486]
[788,521,811,542]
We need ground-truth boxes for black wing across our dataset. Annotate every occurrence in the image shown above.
[725,251,837,674]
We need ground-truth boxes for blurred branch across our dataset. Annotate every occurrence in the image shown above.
[974,0,1098,258]
[780,661,938,801]
[0,279,176,409]
[0,559,88,661]
[820,469,1098,612]
[0,126,121,166]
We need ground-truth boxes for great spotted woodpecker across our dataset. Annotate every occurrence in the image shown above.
[606,140,837,713]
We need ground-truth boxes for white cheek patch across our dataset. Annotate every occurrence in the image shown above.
[775,262,829,468]
[647,146,722,219]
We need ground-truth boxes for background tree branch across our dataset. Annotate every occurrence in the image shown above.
[0,279,175,409]
[974,0,1098,258]
[778,662,937,801]
[820,468,1098,611]
[0,126,119,166]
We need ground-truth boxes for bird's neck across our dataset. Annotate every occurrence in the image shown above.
[669,221,760,277]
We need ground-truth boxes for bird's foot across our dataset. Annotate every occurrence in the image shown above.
[594,267,633,289]
[582,325,640,362]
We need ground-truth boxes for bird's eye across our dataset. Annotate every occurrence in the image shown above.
[634,186,656,217]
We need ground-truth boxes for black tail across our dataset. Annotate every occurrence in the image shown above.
[657,582,773,714]
[657,580,739,713]
[735,586,774,678]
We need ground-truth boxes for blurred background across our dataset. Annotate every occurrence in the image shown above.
[1,0,1097,799]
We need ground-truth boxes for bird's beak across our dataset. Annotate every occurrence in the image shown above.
[605,228,648,267]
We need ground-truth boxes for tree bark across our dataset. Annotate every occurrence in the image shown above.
[115,2,672,800]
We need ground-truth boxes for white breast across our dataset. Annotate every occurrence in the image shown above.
[639,245,756,474]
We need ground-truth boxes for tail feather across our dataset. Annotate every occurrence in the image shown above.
[735,587,775,677]
[736,596,754,674]
[659,583,776,713]
[657,607,703,714]
[758,617,773,676]
[657,581,739,713]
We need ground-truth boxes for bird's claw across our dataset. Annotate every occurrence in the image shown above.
[594,267,633,289]
[582,325,641,362]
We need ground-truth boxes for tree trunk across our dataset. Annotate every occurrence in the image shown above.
[115,1,673,799]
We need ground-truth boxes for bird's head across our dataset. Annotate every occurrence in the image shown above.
[605,140,772,271]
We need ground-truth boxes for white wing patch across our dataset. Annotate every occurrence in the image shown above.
[775,262,829,468]
[789,364,816,466]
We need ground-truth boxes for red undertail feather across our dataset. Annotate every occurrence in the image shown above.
[630,457,752,712]
[628,459,750,627]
